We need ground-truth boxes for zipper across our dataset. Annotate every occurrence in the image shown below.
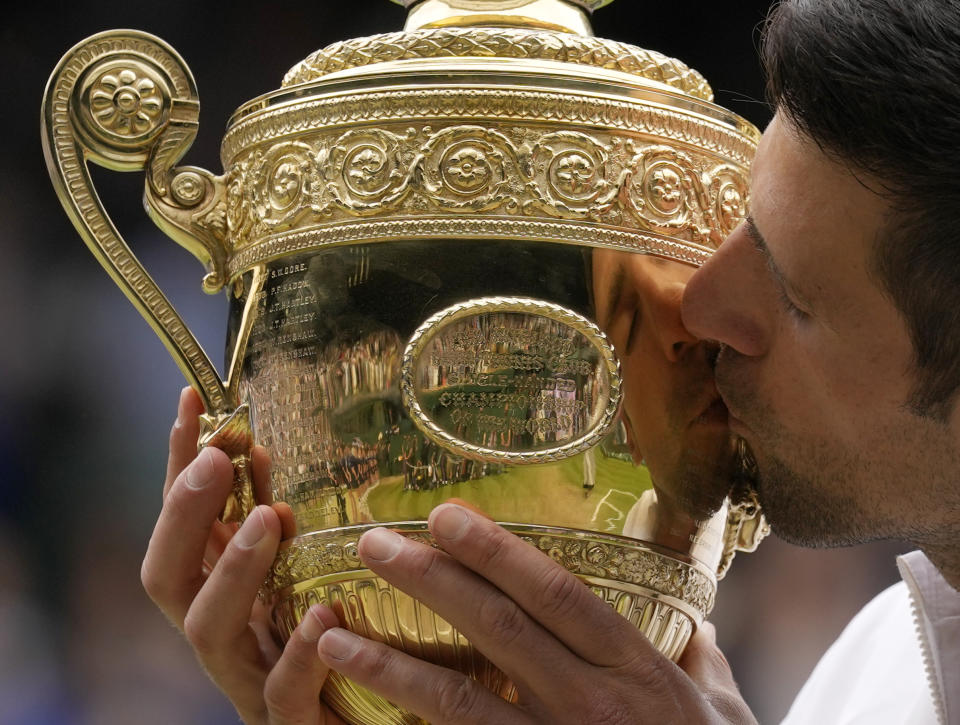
[899,558,947,725]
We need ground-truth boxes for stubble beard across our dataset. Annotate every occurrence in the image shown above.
[744,442,879,548]
[716,351,888,548]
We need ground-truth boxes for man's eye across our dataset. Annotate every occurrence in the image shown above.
[778,288,808,320]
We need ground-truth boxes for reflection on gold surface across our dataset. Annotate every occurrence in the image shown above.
[593,250,739,523]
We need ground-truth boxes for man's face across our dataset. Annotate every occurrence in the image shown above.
[593,250,736,520]
[682,112,960,547]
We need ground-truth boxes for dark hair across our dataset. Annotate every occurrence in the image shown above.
[762,0,960,421]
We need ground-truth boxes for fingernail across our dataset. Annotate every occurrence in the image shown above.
[431,504,469,541]
[298,607,327,642]
[361,527,403,562]
[174,386,191,429]
[234,507,266,549]
[185,449,215,490]
[319,628,362,661]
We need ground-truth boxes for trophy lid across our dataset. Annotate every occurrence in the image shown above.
[281,0,714,101]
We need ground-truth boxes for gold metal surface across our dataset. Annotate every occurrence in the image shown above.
[43,2,767,722]
[283,26,712,98]
[399,0,594,35]
[41,31,225,411]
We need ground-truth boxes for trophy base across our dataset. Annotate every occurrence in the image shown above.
[266,524,715,724]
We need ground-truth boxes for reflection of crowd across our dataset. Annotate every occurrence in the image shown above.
[399,435,488,491]
[317,332,400,412]
[330,437,380,490]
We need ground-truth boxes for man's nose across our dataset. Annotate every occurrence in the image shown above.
[646,276,699,363]
[682,224,772,357]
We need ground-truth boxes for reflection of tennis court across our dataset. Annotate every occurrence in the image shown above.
[366,452,653,533]
[590,489,645,532]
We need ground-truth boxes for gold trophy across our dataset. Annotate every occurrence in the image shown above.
[43,1,768,722]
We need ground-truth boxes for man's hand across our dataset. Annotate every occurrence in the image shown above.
[313,505,757,725]
[141,387,344,725]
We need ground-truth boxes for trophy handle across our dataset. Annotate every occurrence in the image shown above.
[717,492,770,580]
[41,30,255,522]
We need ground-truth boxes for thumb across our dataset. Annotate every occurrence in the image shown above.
[678,622,756,724]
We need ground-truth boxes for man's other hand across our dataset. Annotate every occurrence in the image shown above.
[141,387,344,725]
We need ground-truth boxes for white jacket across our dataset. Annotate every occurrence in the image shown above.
[782,551,958,724]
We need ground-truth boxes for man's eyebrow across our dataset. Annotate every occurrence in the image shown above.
[744,216,816,311]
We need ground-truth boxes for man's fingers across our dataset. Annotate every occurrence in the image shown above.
[425,504,659,668]
[678,623,733,689]
[356,526,581,702]
[272,502,298,540]
[264,605,343,725]
[317,627,531,725]
[143,446,236,627]
[165,386,205,499]
[184,506,282,665]
[178,505,284,721]
[679,623,756,725]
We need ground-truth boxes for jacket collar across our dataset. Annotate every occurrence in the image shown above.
[898,550,960,725]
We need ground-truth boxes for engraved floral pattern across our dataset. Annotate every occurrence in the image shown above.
[251,143,315,228]
[345,147,388,193]
[552,152,595,197]
[706,164,751,243]
[625,147,707,243]
[442,145,491,193]
[170,170,205,207]
[269,160,303,210]
[326,129,412,213]
[225,166,249,238]
[89,66,164,137]
[418,126,519,210]
[718,185,745,228]
[527,131,620,217]
[646,165,684,215]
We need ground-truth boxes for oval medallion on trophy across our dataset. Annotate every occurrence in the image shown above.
[401,297,621,464]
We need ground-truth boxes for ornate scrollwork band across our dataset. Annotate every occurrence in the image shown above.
[223,88,756,169]
[220,101,752,277]
[264,525,717,620]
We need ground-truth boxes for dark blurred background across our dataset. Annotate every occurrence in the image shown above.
[2,1,908,723]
